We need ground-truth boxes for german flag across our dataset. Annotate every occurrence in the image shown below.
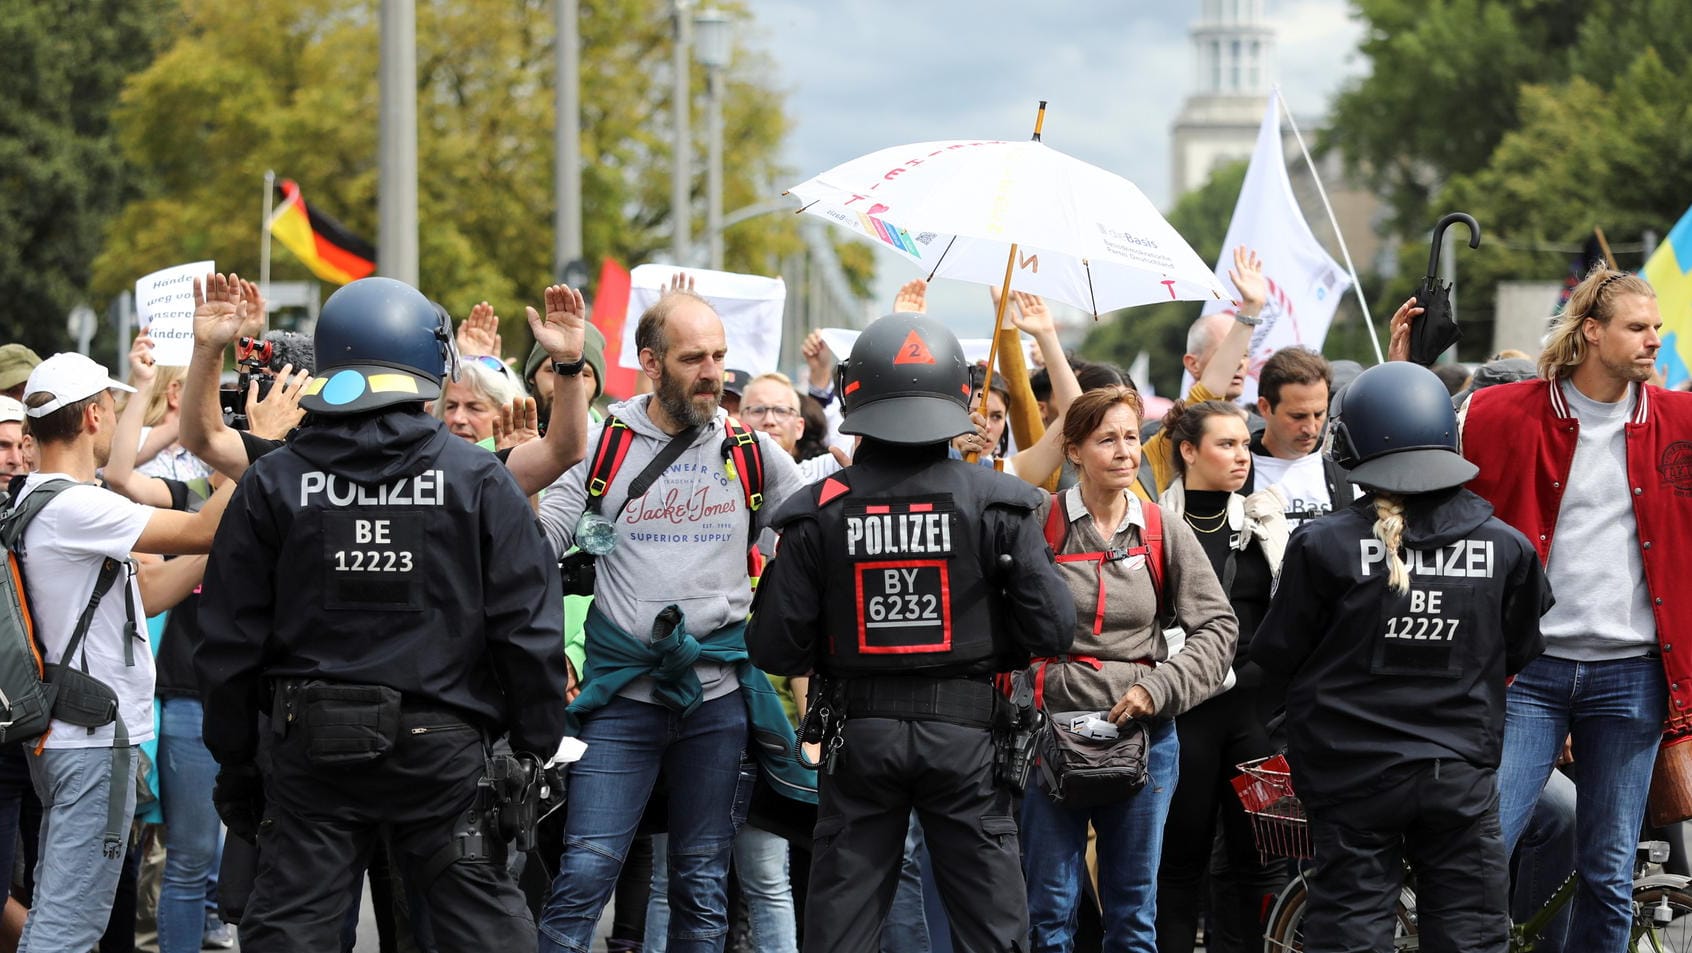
[267,179,377,285]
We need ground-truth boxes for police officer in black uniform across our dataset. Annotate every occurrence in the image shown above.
[747,312,1075,953]
[195,277,576,952]
[1254,362,1551,953]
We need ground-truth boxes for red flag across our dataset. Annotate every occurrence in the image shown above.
[594,258,640,400]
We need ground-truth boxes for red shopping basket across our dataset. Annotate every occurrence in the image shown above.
[1232,754,1312,862]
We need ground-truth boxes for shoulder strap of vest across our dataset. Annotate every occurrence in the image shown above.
[721,417,765,514]
[584,415,635,507]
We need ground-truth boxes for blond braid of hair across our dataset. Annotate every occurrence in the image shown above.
[1372,493,1411,595]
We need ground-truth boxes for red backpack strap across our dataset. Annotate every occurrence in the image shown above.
[1043,491,1067,553]
[1141,501,1167,623]
[585,416,634,502]
[721,418,765,513]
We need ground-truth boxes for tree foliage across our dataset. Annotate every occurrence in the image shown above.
[90,0,861,349]
[0,0,177,353]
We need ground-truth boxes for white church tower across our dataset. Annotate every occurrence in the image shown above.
[1170,0,1275,200]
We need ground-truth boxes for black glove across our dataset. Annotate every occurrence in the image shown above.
[213,764,267,844]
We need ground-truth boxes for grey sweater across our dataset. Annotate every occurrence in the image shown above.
[538,395,804,703]
[1034,488,1239,718]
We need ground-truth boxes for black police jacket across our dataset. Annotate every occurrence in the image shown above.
[196,407,568,764]
[1253,488,1551,806]
[747,440,1075,679]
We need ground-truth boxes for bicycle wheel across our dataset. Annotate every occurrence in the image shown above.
[1262,878,1418,952]
[1633,884,1692,953]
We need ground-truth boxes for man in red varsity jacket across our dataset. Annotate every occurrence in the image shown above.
[1456,268,1692,952]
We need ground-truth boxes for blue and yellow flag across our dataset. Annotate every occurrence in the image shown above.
[1644,205,1692,387]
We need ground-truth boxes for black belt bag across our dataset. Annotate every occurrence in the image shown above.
[1037,712,1149,809]
[44,664,117,729]
[291,681,402,767]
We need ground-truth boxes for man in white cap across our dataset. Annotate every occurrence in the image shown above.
[12,353,231,953]
[0,396,31,477]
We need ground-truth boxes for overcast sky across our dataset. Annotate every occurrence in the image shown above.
[738,0,1368,327]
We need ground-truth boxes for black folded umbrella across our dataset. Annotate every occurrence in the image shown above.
[1410,213,1481,365]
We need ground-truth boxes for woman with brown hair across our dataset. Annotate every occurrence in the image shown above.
[1021,385,1237,953]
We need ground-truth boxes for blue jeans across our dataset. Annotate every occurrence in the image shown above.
[1021,717,1178,953]
[1512,768,1577,953]
[157,698,221,953]
[19,746,138,953]
[647,825,796,953]
[1497,655,1666,953]
[880,812,930,953]
[538,693,752,953]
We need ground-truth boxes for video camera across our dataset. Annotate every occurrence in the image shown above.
[220,336,276,432]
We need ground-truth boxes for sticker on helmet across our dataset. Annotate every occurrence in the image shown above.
[892,329,936,366]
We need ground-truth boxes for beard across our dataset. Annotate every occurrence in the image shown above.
[1601,350,1654,383]
[657,372,721,428]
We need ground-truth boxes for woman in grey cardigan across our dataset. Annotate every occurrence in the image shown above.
[1021,385,1239,953]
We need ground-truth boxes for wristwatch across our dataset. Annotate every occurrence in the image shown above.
[552,355,587,377]
[1234,309,1263,327]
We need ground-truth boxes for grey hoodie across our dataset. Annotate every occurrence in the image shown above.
[538,394,804,704]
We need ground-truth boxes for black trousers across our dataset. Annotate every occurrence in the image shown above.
[239,708,532,953]
[1302,760,1509,953]
[806,717,1026,953]
[1156,685,1284,953]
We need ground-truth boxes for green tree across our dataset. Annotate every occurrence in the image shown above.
[92,0,852,350]
[0,0,177,353]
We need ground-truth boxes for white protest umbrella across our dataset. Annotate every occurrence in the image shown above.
[787,104,1226,437]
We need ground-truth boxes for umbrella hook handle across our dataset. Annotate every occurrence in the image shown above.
[1425,212,1481,276]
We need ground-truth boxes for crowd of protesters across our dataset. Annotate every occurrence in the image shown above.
[0,251,1682,953]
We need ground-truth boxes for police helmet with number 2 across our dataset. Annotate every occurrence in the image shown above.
[1325,361,1478,495]
[836,312,974,446]
[301,277,455,416]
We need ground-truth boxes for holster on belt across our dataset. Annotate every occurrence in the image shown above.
[271,678,401,767]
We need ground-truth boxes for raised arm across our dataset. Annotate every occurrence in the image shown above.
[137,554,209,616]
[505,284,590,496]
[105,331,176,508]
[180,274,254,479]
[1197,246,1267,399]
[133,476,236,555]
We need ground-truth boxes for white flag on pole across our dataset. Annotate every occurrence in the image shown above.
[1202,89,1351,404]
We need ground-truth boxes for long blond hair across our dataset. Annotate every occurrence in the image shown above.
[1538,268,1655,380]
[1372,493,1411,595]
[138,366,186,427]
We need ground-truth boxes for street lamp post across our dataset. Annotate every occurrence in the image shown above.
[671,0,693,267]
[378,0,419,286]
[555,0,583,278]
[693,7,730,271]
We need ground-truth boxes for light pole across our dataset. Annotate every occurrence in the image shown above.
[670,0,693,267]
[693,6,730,271]
[378,0,419,286]
[554,0,583,279]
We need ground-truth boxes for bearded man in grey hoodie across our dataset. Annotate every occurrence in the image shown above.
[535,290,805,953]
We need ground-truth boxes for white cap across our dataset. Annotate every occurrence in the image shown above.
[23,353,135,418]
[0,396,23,424]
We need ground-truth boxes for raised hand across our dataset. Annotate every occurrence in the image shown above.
[802,330,834,390]
[1227,246,1267,314]
[193,273,244,351]
[667,272,695,293]
[1388,296,1422,363]
[951,409,991,456]
[247,364,310,439]
[236,279,267,339]
[1008,291,1054,337]
[493,395,540,451]
[525,284,586,363]
[128,328,158,387]
[894,279,927,314]
[457,301,503,358]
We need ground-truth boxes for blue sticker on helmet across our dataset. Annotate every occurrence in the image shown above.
[322,370,367,406]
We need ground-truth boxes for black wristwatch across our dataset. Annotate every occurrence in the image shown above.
[552,355,587,377]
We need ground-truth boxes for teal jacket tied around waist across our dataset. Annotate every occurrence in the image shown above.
[568,605,817,805]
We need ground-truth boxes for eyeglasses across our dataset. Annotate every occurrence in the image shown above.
[742,405,799,420]
[464,354,513,377]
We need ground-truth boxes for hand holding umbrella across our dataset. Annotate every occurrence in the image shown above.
[1408,213,1480,365]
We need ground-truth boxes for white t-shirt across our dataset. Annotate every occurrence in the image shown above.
[1252,451,1335,528]
[17,477,155,748]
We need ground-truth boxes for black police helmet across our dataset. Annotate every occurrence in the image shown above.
[1326,361,1478,494]
[837,312,973,445]
[301,277,452,415]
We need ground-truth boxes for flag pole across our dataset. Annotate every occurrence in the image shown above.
[967,100,1046,464]
[260,170,275,333]
[1276,90,1384,364]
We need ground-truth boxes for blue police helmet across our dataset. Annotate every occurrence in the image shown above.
[1326,361,1478,495]
[301,277,452,415]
